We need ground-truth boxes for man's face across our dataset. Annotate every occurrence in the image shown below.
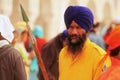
[67,20,87,53]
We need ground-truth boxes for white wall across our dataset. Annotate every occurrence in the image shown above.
[0,0,120,40]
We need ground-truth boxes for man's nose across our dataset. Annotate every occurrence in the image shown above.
[72,28,78,34]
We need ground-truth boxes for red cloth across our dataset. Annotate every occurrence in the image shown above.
[111,57,120,66]
[106,25,120,50]
[35,37,46,53]
[24,37,46,53]
[24,37,30,51]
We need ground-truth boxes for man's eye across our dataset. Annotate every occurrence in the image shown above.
[69,26,74,29]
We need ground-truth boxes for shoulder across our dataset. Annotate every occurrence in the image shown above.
[0,45,22,67]
[90,41,106,55]
[88,41,111,70]
[60,46,67,53]
[3,45,21,59]
[41,40,54,53]
[85,40,108,65]
[85,39,106,56]
[59,46,68,58]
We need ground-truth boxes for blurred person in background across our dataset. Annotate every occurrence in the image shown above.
[12,21,29,61]
[98,21,120,80]
[28,25,46,80]
[38,30,67,80]
[88,22,106,49]
[11,21,30,80]
[12,29,29,61]
[0,14,26,80]
[103,24,113,43]
[104,18,120,49]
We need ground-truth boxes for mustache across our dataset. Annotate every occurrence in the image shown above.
[67,33,87,53]
[69,34,80,38]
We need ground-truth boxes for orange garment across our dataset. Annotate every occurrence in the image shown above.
[98,57,120,80]
[106,25,120,50]
[98,25,120,80]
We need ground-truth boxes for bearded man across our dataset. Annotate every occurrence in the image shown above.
[58,6,111,80]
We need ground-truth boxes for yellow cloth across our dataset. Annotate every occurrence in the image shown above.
[59,39,111,80]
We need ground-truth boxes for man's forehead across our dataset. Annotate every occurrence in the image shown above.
[70,21,82,28]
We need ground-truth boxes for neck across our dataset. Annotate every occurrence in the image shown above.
[72,52,79,60]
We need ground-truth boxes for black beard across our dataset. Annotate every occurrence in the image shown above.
[67,33,87,54]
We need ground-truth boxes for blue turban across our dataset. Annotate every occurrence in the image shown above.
[33,25,44,38]
[64,6,94,32]
[61,29,68,40]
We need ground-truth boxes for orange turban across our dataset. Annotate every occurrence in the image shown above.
[106,25,120,50]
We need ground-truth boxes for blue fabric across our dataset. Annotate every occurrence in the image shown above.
[29,57,38,80]
[30,57,38,71]
[29,68,38,80]
[33,25,44,38]
[61,30,68,40]
[64,6,94,32]
[88,32,105,49]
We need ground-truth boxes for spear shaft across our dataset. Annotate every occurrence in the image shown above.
[20,4,49,80]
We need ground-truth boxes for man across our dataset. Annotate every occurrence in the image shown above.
[59,6,111,80]
[38,30,67,80]
[98,21,120,80]
[0,15,27,80]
